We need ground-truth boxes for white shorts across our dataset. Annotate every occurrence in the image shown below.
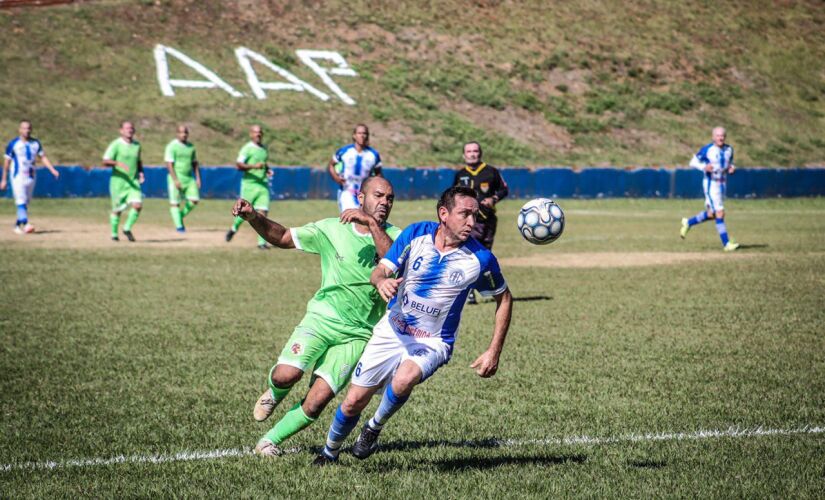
[703,178,725,212]
[352,313,453,388]
[11,176,35,206]
[337,189,360,212]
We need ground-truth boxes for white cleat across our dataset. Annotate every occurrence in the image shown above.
[253,389,279,422]
[723,241,740,252]
[680,218,690,239]
[13,225,24,235]
[254,439,282,458]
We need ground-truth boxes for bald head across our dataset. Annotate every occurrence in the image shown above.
[712,126,727,147]
[176,125,189,142]
[250,125,263,145]
[358,176,394,224]
[120,121,135,141]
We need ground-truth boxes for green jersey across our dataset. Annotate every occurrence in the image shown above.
[292,218,402,337]
[103,138,141,182]
[237,141,269,184]
[164,139,197,178]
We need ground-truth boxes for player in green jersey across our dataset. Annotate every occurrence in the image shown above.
[102,121,143,242]
[165,125,201,233]
[225,125,272,249]
[231,176,401,457]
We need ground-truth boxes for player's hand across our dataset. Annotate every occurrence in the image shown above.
[704,164,713,173]
[174,179,182,189]
[232,198,257,221]
[340,208,374,226]
[470,349,500,378]
[0,180,6,190]
[728,166,735,175]
[196,178,202,189]
[266,169,274,178]
[118,161,130,172]
[480,197,495,208]
[53,170,60,179]
[376,277,403,302]
[256,162,266,169]
[138,172,145,184]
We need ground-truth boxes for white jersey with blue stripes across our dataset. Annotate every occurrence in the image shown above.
[333,144,381,195]
[4,137,44,179]
[689,143,734,183]
[379,221,508,346]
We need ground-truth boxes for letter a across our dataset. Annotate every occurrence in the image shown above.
[295,50,358,106]
[154,45,242,97]
[235,47,329,101]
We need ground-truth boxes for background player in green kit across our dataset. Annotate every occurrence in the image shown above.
[231,176,400,457]
[165,125,200,233]
[226,125,272,249]
[102,121,143,242]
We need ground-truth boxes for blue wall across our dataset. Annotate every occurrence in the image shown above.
[5,166,825,200]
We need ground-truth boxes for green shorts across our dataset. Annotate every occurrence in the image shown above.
[110,177,142,212]
[276,313,370,394]
[168,175,200,205]
[241,181,270,211]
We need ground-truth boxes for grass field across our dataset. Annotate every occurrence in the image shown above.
[1,197,824,497]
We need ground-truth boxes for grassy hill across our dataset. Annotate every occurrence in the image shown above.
[0,0,823,167]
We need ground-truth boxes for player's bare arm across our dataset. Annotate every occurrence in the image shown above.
[339,209,394,258]
[370,262,402,302]
[0,157,9,190]
[470,287,513,378]
[232,198,295,248]
[166,160,181,189]
[236,161,266,171]
[193,160,201,188]
[102,158,130,173]
[41,155,59,179]
[327,158,345,185]
[137,157,144,184]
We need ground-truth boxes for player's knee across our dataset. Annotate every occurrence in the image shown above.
[132,203,143,211]
[271,365,302,388]
[302,393,333,418]
[392,366,422,395]
[341,392,370,416]
[717,210,725,219]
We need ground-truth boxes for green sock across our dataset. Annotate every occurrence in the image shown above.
[123,208,140,231]
[231,216,244,232]
[181,200,195,217]
[170,206,183,228]
[257,234,267,247]
[264,403,316,445]
[109,213,120,237]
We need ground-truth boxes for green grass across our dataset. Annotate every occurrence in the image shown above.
[1,197,824,497]
[0,1,824,167]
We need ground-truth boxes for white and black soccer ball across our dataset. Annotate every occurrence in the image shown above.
[517,198,565,245]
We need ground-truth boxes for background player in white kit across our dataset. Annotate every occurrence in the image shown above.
[328,124,383,212]
[313,186,513,465]
[680,126,740,251]
[1,120,59,234]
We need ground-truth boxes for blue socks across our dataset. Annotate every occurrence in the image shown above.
[15,204,28,226]
[368,384,409,430]
[322,406,360,459]
[715,218,729,246]
[687,211,708,227]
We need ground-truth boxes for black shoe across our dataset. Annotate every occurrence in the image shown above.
[312,452,338,466]
[225,229,236,242]
[123,229,135,242]
[258,243,270,250]
[351,423,381,460]
[111,235,119,241]
[467,289,478,305]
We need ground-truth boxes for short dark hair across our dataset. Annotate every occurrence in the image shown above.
[353,123,369,135]
[463,141,482,155]
[437,186,477,216]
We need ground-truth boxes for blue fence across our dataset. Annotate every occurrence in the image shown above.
[5,166,825,200]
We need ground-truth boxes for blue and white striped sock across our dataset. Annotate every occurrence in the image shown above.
[715,218,729,246]
[322,405,360,458]
[687,211,707,227]
[369,383,409,430]
[16,204,28,226]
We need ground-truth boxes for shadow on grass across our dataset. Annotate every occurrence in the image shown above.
[627,459,667,469]
[31,230,62,235]
[141,238,186,243]
[737,243,769,250]
[512,295,552,302]
[434,453,587,471]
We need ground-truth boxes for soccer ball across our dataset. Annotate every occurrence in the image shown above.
[517,198,565,245]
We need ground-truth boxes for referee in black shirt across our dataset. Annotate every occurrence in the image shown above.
[453,141,509,303]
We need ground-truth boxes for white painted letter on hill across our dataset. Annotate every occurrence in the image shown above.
[154,45,243,98]
[235,47,329,101]
[296,50,358,105]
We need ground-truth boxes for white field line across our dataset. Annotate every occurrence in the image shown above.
[2,425,822,473]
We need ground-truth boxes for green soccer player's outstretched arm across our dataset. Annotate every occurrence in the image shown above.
[231,198,295,248]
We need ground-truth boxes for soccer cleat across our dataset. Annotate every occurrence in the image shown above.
[123,229,136,242]
[225,229,236,242]
[253,389,279,422]
[111,235,119,241]
[176,227,186,234]
[723,241,740,252]
[258,243,270,250]
[351,422,382,460]
[23,223,35,234]
[253,439,283,458]
[467,289,477,305]
[311,451,338,466]
[13,225,24,235]
[680,218,690,239]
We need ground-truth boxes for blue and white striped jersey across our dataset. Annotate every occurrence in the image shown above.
[379,221,508,345]
[4,137,44,179]
[690,143,734,182]
[333,144,381,195]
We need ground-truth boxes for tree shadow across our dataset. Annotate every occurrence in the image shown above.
[512,295,552,302]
